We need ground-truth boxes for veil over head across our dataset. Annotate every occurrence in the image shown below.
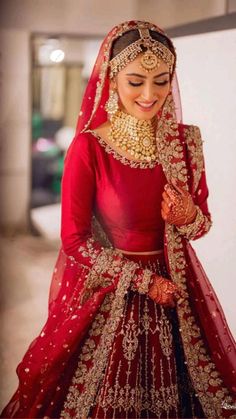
[75,20,183,136]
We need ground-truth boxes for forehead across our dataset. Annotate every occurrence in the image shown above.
[118,53,170,77]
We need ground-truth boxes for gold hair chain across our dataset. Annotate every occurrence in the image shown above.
[109,27,175,78]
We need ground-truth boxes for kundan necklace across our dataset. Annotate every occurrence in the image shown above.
[108,110,158,162]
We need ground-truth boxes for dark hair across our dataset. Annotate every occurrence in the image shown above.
[111,29,175,60]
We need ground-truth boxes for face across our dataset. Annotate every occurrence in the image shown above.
[112,54,171,120]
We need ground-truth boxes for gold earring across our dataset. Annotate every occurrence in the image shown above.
[105,90,119,118]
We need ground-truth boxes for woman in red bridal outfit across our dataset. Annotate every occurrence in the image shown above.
[1,20,236,419]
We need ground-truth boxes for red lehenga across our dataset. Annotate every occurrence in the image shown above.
[1,20,236,419]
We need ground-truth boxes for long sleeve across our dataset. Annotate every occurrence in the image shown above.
[61,133,154,294]
[175,125,212,241]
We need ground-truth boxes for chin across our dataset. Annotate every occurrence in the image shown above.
[134,110,158,121]
[132,104,160,120]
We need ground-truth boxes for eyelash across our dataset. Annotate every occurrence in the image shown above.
[128,80,169,87]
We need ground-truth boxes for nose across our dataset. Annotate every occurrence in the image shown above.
[140,83,156,101]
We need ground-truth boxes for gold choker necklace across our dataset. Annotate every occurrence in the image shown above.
[108,110,158,162]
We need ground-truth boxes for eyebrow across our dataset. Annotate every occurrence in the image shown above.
[126,72,170,79]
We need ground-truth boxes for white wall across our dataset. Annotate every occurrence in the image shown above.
[0,0,231,35]
[137,0,227,28]
[174,29,236,337]
[0,0,136,35]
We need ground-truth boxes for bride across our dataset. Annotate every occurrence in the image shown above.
[1,20,236,419]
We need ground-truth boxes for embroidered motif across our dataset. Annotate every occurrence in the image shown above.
[93,291,178,417]
[61,260,179,419]
[153,96,234,417]
[61,261,137,418]
[87,129,160,169]
[184,125,204,193]
[158,306,173,358]
[156,94,188,186]
[176,205,212,240]
[165,223,234,418]
[122,310,139,361]
[130,268,154,294]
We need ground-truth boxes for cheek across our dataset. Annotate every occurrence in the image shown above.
[157,86,170,106]
[118,84,138,104]
[161,84,171,98]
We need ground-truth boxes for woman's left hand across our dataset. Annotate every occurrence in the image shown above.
[161,179,197,227]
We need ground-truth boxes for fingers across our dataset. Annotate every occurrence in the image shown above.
[159,295,176,308]
[149,275,186,307]
[161,200,170,214]
[164,179,187,198]
[164,183,176,199]
[171,178,188,196]
[162,191,172,206]
[161,209,167,221]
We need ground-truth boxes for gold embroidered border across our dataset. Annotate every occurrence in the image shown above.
[175,205,212,241]
[130,268,154,294]
[184,125,204,193]
[154,98,234,416]
[156,94,188,186]
[87,129,160,169]
[61,260,137,418]
[166,224,234,418]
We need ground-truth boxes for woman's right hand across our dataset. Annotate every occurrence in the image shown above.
[148,275,180,307]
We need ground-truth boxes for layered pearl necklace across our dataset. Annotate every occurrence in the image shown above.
[108,110,158,162]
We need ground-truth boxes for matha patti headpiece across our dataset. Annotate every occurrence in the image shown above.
[109,26,175,78]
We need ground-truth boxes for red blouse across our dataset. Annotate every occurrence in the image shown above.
[61,131,166,259]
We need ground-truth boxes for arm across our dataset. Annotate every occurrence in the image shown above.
[61,133,154,294]
[161,125,212,241]
[175,125,212,241]
[175,171,212,241]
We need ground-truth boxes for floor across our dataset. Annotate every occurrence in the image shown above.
[0,233,60,411]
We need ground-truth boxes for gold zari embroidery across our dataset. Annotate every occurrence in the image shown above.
[130,268,153,294]
[175,205,212,240]
[166,223,234,418]
[87,129,160,169]
[184,125,204,193]
[61,261,137,418]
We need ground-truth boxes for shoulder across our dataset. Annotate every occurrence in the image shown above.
[64,131,97,167]
[177,123,204,162]
[177,123,203,151]
[178,124,202,145]
[67,131,96,155]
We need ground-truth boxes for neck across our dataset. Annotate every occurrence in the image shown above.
[108,109,158,162]
[111,109,157,133]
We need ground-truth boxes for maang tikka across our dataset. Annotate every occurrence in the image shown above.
[105,90,119,118]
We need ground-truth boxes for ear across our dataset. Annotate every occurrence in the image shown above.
[110,77,117,90]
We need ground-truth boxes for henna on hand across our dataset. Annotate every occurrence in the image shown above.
[161,179,197,226]
[148,275,180,307]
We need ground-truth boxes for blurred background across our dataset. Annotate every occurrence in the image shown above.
[0,0,236,409]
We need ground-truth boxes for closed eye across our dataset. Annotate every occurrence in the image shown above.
[155,80,169,86]
[128,81,143,87]
[128,80,169,87]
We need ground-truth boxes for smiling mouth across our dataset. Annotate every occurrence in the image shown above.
[135,101,157,110]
